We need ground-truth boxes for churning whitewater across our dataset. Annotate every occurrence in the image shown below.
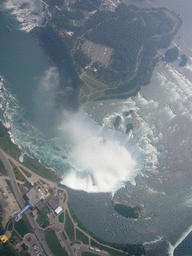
[0,67,144,195]
[2,56,192,196]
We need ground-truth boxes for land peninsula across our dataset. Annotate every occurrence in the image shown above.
[31,1,182,106]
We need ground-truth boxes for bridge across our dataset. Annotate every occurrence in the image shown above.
[16,203,32,219]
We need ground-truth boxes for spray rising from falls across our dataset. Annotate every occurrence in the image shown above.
[0,66,144,195]
[61,110,144,194]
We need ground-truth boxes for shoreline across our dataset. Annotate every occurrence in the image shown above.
[0,120,61,183]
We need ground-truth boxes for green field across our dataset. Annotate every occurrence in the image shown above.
[9,161,26,182]
[76,228,89,245]
[5,179,15,197]
[64,211,74,240]
[82,253,98,256]
[24,158,60,182]
[0,159,8,176]
[20,167,32,178]
[36,206,50,228]
[7,221,13,232]
[14,218,31,237]
[58,212,64,223]
[80,81,92,95]
[81,75,107,90]
[46,230,68,256]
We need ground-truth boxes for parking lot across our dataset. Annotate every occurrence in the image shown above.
[82,40,113,66]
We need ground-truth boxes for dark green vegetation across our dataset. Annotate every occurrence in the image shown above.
[5,180,14,196]
[0,204,4,236]
[114,204,141,219]
[64,211,74,240]
[24,158,60,182]
[179,53,188,67]
[46,230,68,256]
[36,206,50,228]
[76,228,89,245]
[31,24,81,110]
[0,242,18,256]
[0,159,8,176]
[14,218,30,237]
[0,122,20,159]
[75,4,181,102]
[58,212,64,223]
[14,215,33,237]
[32,2,182,105]
[125,123,134,134]
[72,0,102,11]
[162,47,179,62]
[20,167,31,178]
[82,253,98,256]
[113,116,121,128]
[7,221,13,232]
[73,49,91,73]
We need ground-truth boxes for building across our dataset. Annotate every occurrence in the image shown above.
[47,195,62,214]
[55,206,62,215]
[0,235,8,243]
[26,186,50,206]
[47,195,59,210]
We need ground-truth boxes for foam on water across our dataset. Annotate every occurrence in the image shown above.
[60,110,144,194]
[3,0,47,32]
[0,71,144,195]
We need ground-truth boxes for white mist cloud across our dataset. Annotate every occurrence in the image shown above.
[61,111,138,194]
[34,67,61,131]
[4,0,45,32]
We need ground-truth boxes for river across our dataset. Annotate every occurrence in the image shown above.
[1,1,192,255]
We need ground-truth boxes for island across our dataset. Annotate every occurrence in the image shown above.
[112,199,151,219]
[31,1,182,107]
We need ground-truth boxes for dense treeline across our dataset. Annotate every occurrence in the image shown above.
[83,3,174,78]
[31,25,82,109]
[73,49,91,72]
[72,0,102,11]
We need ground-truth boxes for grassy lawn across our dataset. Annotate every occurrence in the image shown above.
[7,221,13,232]
[79,95,88,104]
[0,159,8,176]
[46,230,68,256]
[58,212,64,223]
[20,167,32,178]
[81,81,91,95]
[24,158,60,182]
[76,228,89,245]
[64,211,74,241]
[9,161,26,182]
[88,91,104,102]
[36,206,50,228]
[82,75,107,90]
[14,215,33,237]
[82,253,98,256]
[5,179,15,197]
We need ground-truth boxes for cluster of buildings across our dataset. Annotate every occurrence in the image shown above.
[16,180,63,220]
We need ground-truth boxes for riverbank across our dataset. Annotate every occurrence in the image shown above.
[0,121,60,183]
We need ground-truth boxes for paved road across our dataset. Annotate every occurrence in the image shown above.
[0,149,53,256]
